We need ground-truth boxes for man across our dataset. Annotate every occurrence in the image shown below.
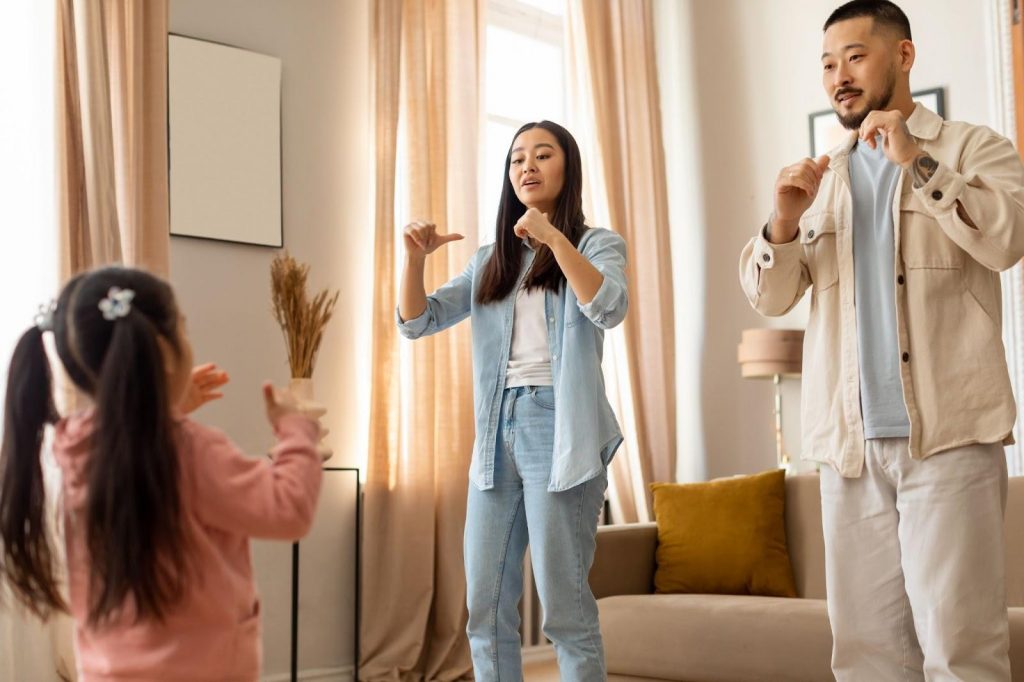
[739,1,1024,679]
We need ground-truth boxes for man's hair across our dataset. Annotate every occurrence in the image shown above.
[824,0,912,41]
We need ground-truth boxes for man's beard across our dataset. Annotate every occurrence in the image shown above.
[835,70,897,130]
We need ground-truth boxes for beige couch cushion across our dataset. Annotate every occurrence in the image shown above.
[784,474,826,599]
[600,594,832,682]
[1009,609,1024,677]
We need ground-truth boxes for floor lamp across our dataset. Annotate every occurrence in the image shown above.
[737,328,804,471]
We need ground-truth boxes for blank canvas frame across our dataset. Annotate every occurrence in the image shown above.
[168,34,283,247]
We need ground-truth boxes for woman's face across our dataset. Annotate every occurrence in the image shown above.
[508,127,565,215]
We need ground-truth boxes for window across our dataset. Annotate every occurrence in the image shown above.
[1013,0,1023,148]
[0,1,57,676]
[996,0,1024,475]
[480,0,566,244]
[0,1,57,404]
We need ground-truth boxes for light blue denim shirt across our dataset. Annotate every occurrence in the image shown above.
[397,227,627,492]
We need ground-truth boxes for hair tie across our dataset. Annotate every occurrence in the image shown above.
[98,287,135,321]
[33,300,56,332]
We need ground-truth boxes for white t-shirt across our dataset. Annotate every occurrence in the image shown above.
[505,283,553,387]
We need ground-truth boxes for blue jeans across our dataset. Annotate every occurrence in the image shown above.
[464,386,608,681]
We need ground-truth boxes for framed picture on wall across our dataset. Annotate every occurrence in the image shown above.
[808,86,946,158]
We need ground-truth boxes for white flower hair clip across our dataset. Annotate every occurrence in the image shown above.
[33,299,57,332]
[98,287,135,321]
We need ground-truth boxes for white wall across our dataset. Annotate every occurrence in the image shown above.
[656,0,998,481]
[168,0,370,678]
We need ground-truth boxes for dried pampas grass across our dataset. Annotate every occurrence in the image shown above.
[270,252,340,378]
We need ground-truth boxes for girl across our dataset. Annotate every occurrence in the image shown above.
[398,121,627,681]
[0,266,322,681]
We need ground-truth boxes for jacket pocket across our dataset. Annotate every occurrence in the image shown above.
[226,599,263,680]
[963,272,1000,328]
[900,192,964,270]
[801,212,839,292]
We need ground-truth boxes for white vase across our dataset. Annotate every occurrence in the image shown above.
[288,377,332,462]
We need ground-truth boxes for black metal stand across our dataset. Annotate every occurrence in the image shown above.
[290,466,362,682]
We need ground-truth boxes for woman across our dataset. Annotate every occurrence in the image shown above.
[397,120,626,681]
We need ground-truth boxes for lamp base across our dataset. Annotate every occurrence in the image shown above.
[773,374,791,474]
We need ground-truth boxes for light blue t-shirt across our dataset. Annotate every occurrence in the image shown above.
[849,138,911,438]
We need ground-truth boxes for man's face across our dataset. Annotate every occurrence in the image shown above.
[821,16,902,130]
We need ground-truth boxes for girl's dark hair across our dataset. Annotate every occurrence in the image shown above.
[1,266,189,626]
[476,120,588,304]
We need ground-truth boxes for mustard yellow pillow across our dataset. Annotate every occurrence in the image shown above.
[650,469,797,597]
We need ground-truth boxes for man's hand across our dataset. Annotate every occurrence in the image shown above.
[858,110,923,169]
[771,155,830,243]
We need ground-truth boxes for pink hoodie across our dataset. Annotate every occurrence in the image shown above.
[53,411,322,682]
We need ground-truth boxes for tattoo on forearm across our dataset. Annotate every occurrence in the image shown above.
[911,154,939,188]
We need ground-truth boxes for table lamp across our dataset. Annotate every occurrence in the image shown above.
[737,328,804,470]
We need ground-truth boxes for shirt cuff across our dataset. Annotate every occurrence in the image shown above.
[273,412,320,442]
[914,161,966,214]
[754,223,800,270]
[395,306,430,337]
[579,274,620,320]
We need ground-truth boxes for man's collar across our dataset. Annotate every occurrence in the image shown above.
[905,102,943,141]
[828,102,941,171]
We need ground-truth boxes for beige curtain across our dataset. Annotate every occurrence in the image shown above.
[362,0,482,679]
[41,2,169,678]
[566,0,676,523]
[57,0,169,280]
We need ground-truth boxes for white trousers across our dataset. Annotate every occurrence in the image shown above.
[820,438,1010,681]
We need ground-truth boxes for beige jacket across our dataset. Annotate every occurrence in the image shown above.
[739,104,1024,477]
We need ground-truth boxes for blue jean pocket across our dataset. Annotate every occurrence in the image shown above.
[527,386,556,410]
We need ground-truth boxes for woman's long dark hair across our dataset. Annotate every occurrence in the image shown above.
[0,266,189,626]
[476,121,588,304]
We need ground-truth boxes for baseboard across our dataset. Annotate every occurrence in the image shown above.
[262,649,552,679]
[521,643,556,665]
[261,665,354,682]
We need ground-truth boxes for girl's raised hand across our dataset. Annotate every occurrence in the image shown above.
[180,363,229,414]
[262,382,302,428]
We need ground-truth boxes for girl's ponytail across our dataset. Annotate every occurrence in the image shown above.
[86,307,185,625]
[0,324,65,618]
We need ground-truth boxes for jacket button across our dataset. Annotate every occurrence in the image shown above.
[902,352,910,363]
[762,253,771,262]
[897,275,905,285]
[931,190,943,201]
[807,229,816,239]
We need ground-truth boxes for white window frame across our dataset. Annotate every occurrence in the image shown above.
[481,0,566,242]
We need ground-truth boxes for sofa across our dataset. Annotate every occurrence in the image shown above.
[588,473,1024,681]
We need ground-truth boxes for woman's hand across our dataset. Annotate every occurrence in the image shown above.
[514,208,563,247]
[180,363,229,414]
[403,220,464,260]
